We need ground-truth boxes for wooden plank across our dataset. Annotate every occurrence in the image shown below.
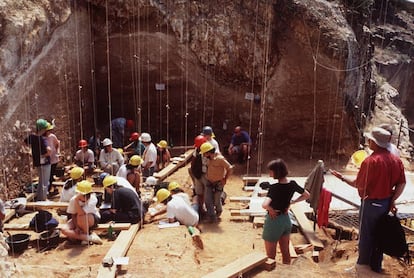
[97,224,140,278]
[201,252,268,278]
[52,181,66,187]
[253,217,265,228]
[330,191,360,208]
[4,222,131,231]
[229,196,252,203]
[4,193,36,223]
[26,201,68,209]
[230,209,266,217]
[153,149,194,181]
[242,176,262,182]
[290,202,324,251]
[289,241,298,258]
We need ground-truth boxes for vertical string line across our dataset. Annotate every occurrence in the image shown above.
[105,0,113,139]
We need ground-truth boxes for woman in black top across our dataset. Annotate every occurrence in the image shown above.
[262,159,310,264]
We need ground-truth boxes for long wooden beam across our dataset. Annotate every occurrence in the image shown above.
[290,202,324,251]
[201,252,268,278]
[97,224,140,278]
[153,149,194,181]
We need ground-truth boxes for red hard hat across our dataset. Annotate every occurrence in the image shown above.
[126,119,134,129]
[129,132,139,141]
[78,139,88,148]
[194,135,207,148]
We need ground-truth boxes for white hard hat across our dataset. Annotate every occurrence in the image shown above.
[139,132,151,143]
[102,138,113,147]
[146,176,157,186]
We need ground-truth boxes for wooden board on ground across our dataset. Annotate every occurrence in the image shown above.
[4,222,131,231]
[201,252,268,278]
[153,149,194,181]
[4,193,36,223]
[229,196,252,203]
[26,201,68,209]
[289,241,298,258]
[97,224,140,278]
[230,209,266,217]
[51,181,66,187]
[290,202,324,251]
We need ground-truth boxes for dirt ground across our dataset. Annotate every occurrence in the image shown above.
[1,161,413,278]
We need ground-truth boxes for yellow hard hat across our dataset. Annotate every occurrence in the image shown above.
[156,188,171,203]
[76,180,93,195]
[70,167,85,180]
[199,142,214,154]
[168,181,180,192]
[157,140,168,149]
[46,122,54,131]
[117,148,124,155]
[129,155,142,167]
[351,150,368,167]
[103,175,117,188]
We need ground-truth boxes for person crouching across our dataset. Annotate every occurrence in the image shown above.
[60,180,102,244]
[100,175,145,224]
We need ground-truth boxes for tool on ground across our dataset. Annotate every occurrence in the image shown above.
[188,226,204,250]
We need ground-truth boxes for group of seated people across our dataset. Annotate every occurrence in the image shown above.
[59,169,146,244]
[49,125,251,244]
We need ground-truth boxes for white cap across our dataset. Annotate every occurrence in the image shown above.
[102,138,113,147]
[146,176,157,186]
[140,132,151,143]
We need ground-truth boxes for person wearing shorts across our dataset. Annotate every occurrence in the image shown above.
[262,159,310,264]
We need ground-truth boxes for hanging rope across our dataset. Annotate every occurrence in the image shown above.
[184,0,190,148]
[246,0,260,176]
[309,29,321,160]
[87,2,98,141]
[166,0,170,144]
[256,1,272,175]
[105,0,113,139]
[74,0,84,141]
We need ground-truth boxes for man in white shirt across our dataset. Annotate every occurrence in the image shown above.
[99,138,124,175]
[140,133,157,178]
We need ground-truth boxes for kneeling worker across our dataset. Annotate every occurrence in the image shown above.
[60,180,102,244]
[100,175,145,224]
[156,188,199,227]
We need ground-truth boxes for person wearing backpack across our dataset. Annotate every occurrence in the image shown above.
[330,127,406,273]
[188,135,208,217]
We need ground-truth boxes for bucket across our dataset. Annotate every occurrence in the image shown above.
[38,229,60,248]
[6,233,31,253]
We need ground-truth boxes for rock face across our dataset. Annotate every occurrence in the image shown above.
[0,0,413,198]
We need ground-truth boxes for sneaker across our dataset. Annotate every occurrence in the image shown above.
[88,233,103,245]
[344,264,371,275]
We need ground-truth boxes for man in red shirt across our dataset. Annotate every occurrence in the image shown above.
[331,126,406,274]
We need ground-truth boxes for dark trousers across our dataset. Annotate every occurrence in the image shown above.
[100,210,140,224]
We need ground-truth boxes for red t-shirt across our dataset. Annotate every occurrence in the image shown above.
[356,148,405,199]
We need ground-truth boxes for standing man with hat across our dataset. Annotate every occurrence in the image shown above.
[330,126,406,274]
[199,142,232,222]
[140,133,157,178]
[44,121,61,197]
[99,138,124,175]
[24,119,51,201]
